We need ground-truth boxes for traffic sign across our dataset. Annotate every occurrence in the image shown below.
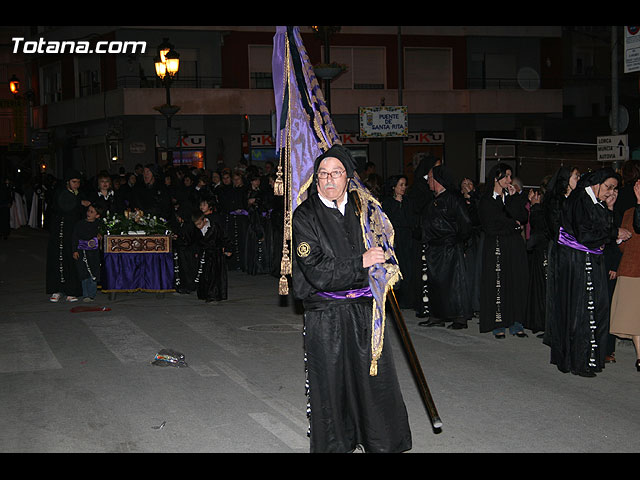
[597,134,628,161]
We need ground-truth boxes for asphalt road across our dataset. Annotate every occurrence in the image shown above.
[1,226,639,453]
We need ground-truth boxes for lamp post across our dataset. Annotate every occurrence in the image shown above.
[154,38,180,165]
[310,26,341,112]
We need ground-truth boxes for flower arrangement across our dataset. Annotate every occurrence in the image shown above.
[100,209,171,235]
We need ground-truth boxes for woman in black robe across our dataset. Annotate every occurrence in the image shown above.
[172,206,199,294]
[460,177,482,314]
[542,166,580,344]
[420,166,473,328]
[381,175,418,309]
[478,163,529,338]
[221,172,249,271]
[523,185,547,334]
[547,167,630,377]
[406,154,439,318]
[193,210,230,302]
[244,173,272,275]
[45,170,85,302]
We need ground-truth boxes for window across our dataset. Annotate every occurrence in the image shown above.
[76,54,101,97]
[41,62,62,105]
[327,46,385,89]
[249,45,273,89]
[404,47,452,90]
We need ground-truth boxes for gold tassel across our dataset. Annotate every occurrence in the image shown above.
[274,165,284,196]
[279,275,289,295]
[369,359,378,376]
[280,244,291,276]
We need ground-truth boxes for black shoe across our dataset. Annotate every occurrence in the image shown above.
[572,370,596,378]
[415,312,429,319]
[418,320,445,327]
[494,332,506,339]
[514,331,528,338]
[447,323,468,330]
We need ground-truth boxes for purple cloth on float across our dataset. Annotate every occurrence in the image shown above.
[557,226,603,255]
[316,286,372,300]
[102,252,174,291]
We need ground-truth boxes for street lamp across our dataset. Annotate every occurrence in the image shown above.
[154,38,181,165]
[154,38,180,106]
[9,74,20,96]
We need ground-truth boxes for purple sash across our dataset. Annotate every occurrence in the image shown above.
[230,209,249,216]
[78,237,99,250]
[557,227,603,255]
[316,286,372,300]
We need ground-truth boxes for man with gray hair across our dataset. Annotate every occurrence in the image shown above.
[292,144,412,453]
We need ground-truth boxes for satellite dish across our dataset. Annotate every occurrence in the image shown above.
[517,67,540,91]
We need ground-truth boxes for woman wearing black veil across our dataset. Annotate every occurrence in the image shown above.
[541,166,579,344]
[477,163,529,338]
[547,167,631,377]
[381,175,417,309]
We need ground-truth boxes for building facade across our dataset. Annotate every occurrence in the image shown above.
[1,25,635,189]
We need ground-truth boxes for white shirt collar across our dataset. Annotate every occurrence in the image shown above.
[199,217,210,235]
[585,186,598,204]
[318,192,348,215]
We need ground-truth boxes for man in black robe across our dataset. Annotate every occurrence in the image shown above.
[132,164,174,227]
[547,167,631,377]
[419,165,473,329]
[45,169,85,302]
[292,145,412,453]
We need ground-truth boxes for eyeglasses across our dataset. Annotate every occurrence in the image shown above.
[317,170,345,179]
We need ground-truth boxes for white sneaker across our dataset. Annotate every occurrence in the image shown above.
[49,293,62,302]
[65,296,79,302]
[82,297,94,303]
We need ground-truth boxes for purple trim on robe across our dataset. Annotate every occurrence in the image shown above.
[78,237,99,250]
[230,210,249,216]
[316,286,372,300]
[557,226,604,255]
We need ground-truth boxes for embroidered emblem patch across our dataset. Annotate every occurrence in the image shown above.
[297,242,310,258]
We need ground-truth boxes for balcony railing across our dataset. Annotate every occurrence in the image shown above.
[116,75,223,89]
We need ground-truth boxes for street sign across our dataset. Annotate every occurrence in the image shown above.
[359,106,408,138]
[625,26,640,73]
[597,134,628,161]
